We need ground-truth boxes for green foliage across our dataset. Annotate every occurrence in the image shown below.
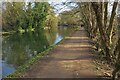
[2,2,25,31]
[45,14,58,29]
[2,2,54,32]
[58,9,81,26]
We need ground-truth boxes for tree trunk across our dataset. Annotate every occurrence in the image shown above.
[112,38,120,80]
[92,3,111,59]
[107,1,118,45]
[104,2,108,31]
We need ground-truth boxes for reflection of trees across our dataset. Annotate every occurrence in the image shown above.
[2,26,74,68]
[2,30,49,68]
[45,28,58,44]
[45,26,75,45]
[58,27,74,37]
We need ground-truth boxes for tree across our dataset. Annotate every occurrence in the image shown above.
[2,2,25,31]
[58,9,80,26]
[2,2,52,32]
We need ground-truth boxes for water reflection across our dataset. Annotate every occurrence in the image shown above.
[54,33,62,44]
[2,26,74,77]
[2,60,15,77]
[2,30,49,67]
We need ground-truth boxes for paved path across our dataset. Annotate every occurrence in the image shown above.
[22,28,104,78]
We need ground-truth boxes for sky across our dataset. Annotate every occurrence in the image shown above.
[49,0,77,14]
[48,0,120,16]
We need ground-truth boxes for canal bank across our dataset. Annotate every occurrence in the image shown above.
[2,26,76,78]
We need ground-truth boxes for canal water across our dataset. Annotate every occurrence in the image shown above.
[2,26,75,77]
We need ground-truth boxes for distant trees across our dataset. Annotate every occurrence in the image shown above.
[58,9,81,26]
